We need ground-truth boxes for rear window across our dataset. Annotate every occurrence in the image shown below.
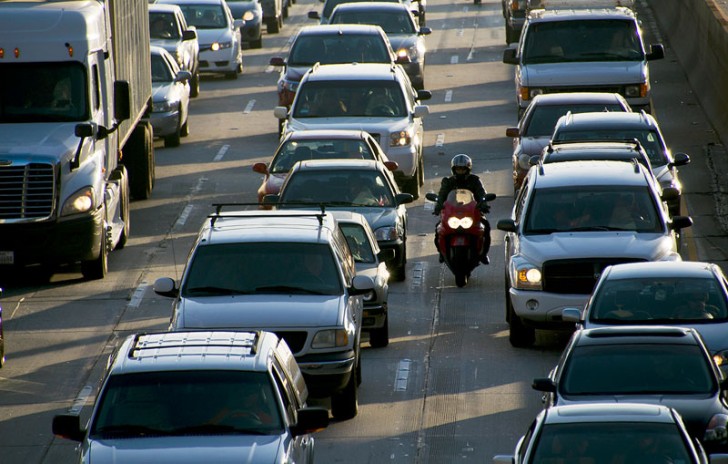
[525,103,627,136]
[288,33,391,65]
[552,128,667,166]
[270,139,375,173]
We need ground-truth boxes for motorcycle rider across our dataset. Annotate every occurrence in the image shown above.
[433,154,492,264]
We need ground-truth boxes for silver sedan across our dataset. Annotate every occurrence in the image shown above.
[150,45,191,148]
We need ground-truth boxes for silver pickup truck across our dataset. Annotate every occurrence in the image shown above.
[503,4,663,118]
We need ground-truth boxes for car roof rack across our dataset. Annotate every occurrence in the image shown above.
[128,331,259,360]
[209,203,328,226]
[531,0,634,10]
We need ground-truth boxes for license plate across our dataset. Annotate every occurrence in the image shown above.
[0,251,14,265]
[451,236,467,246]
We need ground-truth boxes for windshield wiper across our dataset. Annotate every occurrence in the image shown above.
[254,285,327,295]
[171,424,269,435]
[185,286,251,296]
[96,424,169,437]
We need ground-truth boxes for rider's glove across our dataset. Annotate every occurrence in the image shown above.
[478,203,491,214]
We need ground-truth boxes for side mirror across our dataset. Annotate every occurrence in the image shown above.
[418,26,432,36]
[350,274,375,295]
[424,192,438,202]
[503,48,518,65]
[383,160,399,171]
[484,193,497,202]
[395,193,414,205]
[532,377,556,393]
[670,152,690,168]
[505,127,519,138]
[252,162,269,175]
[113,80,131,122]
[233,19,245,29]
[153,277,179,298]
[269,56,285,67]
[274,106,288,119]
[413,105,429,118]
[308,11,321,20]
[416,89,432,101]
[670,216,693,231]
[661,187,680,203]
[646,44,665,61]
[52,415,85,443]
[182,29,197,41]
[561,308,581,323]
[290,407,329,437]
[497,218,516,232]
[176,70,192,82]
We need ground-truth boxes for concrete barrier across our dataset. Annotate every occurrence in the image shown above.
[651,0,728,146]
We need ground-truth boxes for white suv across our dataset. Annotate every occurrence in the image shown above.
[153,207,374,420]
[496,160,692,347]
[52,331,329,463]
[274,63,431,198]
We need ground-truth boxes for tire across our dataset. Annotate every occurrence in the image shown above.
[190,72,200,98]
[126,121,155,201]
[403,175,420,199]
[455,273,468,287]
[81,206,108,281]
[251,36,263,49]
[111,166,130,250]
[369,313,389,348]
[507,289,535,347]
[282,4,288,19]
[389,243,406,282]
[164,123,181,148]
[331,366,359,420]
[225,71,238,80]
[267,16,280,34]
[418,152,425,187]
[505,23,519,44]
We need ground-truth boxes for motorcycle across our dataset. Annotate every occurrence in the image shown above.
[425,189,496,287]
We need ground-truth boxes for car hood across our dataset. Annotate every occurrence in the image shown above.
[284,66,311,82]
[520,61,646,86]
[519,136,551,157]
[196,28,232,45]
[150,39,182,55]
[516,232,676,263]
[152,83,176,102]
[87,435,284,463]
[176,294,345,329]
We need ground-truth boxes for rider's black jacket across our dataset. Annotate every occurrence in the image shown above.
[434,174,488,214]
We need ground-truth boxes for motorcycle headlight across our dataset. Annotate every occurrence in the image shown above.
[447,216,474,229]
[375,226,399,241]
[390,130,412,147]
[211,41,232,51]
[312,329,349,348]
[60,187,95,216]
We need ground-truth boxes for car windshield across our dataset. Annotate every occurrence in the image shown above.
[270,139,375,173]
[90,371,284,437]
[523,186,662,234]
[149,12,181,39]
[0,62,89,123]
[293,81,406,118]
[288,33,392,66]
[589,277,728,323]
[524,104,627,137]
[178,4,228,29]
[280,169,395,207]
[151,53,175,83]
[330,10,416,35]
[561,344,716,395]
[340,223,376,263]
[523,19,644,64]
[530,423,692,464]
[552,129,668,166]
[182,242,343,295]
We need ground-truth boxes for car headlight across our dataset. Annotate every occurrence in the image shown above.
[518,153,533,170]
[397,46,418,61]
[375,226,399,241]
[519,86,543,101]
[511,258,542,290]
[243,10,255,21]
[447,216,474,229]
[390,130,412,147]
[704,414,728,443]
[211,41,232,51]
[60,186,95,216]
[624,83,648,98]
[362,290,376,302]
[713,350,728,369]
[152,99,179,113]
[312,329,349,348]
[279,78,299,93]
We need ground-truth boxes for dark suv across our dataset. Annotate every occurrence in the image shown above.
[497,160,692,347]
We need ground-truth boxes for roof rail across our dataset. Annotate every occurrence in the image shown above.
[209,203,329,226]
[531,0,634,9]
[128,331,259,359]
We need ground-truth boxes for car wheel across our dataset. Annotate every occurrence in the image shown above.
[282,4,288,19]
[507,289,535,347]
[251,36,263,49]
[331,366,358,420]
[190,72,200,98]
[403,174,420,199]
[164,122,182,148]
[418,152,425,187]
[369,314,389,348]
[505,23,519,44]
[389,243,407,282]
[81,207,108,281]
[267,16,280,33]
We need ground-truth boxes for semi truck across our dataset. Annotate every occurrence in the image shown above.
[0,0,155,280]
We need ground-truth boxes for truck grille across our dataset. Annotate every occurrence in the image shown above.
[543,258,646,294]
[272,331,308,354]
[0,163,55,220]
[542,85,624,96]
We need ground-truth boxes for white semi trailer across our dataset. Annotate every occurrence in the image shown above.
[0,0,155,279]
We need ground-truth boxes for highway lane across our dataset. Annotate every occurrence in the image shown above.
[0,0,724,462]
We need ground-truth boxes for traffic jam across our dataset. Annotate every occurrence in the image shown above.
[1,0,728,462]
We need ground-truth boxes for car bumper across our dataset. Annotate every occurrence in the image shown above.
[296,350,356,397]
[150,110,181,137]
[0,208,102,267]
[199,48,239,73]
[509,287,588,330]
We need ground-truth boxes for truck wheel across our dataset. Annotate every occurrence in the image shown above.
[110,166,130,249]
[81,207,108,280]
[126,121,155,200]
[190,72,200,98]
[507,291,535,347]
[331,366,359,420]
[368,314,389,348]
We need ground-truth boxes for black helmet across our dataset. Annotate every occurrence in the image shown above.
[451,154,472,178]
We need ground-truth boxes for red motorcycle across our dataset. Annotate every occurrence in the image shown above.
[426,189,496,287]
